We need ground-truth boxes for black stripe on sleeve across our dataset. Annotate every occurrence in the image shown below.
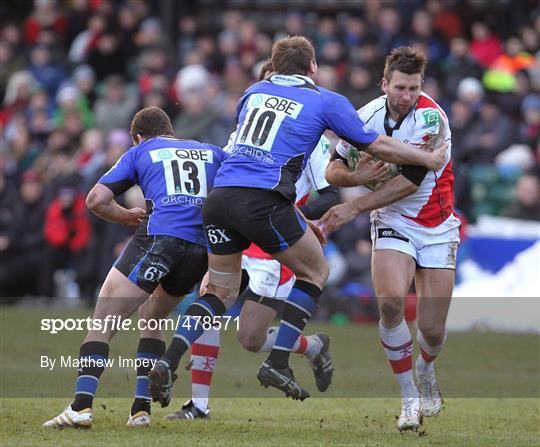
[400,165,428,186]
[100,179,135,196]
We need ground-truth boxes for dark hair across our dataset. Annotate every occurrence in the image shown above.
[130,106,174,139]
[258,60,274,81]
[271,35,315,75]
[383,46,428,81]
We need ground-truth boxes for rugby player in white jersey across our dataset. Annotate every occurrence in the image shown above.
[321,47,460,432]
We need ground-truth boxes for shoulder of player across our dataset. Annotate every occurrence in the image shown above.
[414,93,447,119]
[357,95,386,120]
[243,80,266,95]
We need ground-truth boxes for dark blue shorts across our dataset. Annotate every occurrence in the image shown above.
[115,234,208,296]
[202,187,307,256]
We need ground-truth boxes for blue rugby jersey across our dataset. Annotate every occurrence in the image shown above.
[213,74,379,202]
[98,136,226,246]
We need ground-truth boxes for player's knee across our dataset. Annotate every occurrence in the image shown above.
[300,258,329,289]
[207,268,242,309]
[418,325,445,346]
[319,261,330,285]
[236,328,263,352]
[379,298,403,322]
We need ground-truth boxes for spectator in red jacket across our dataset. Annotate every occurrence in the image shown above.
[469,22,503,68]
[42,181,92,298]
[24,0,66,45]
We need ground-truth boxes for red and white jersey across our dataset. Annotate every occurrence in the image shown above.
[337,92,458,229]
[243,135,331,264]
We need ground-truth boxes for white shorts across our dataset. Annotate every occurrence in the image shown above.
[241,256,295,299]
[370,211,460,269]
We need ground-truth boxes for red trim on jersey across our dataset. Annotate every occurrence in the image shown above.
[191,369,214,385]
[404,161,455,228]
[243,243,272,259]
[296,193,310,206]
[420,348,437,363]
[191,343,219,358]
[389,357,413,374]
[279,264,294,285]
[241,249,294,280]
[416,94,448,120]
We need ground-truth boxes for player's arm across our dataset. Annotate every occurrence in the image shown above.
[86,184,145,228]
[325,140,389,187]
[319,174,421,233]
[365,135,445,170]
[86,150,146,227]
[323,93,447,171]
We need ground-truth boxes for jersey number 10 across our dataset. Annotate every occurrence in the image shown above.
[237,108,290,152]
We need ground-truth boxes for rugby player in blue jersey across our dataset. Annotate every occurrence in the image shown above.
[149,36,448,403]
[43,107,227,428]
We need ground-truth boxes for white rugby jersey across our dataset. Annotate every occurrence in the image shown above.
[295,135,331,206]
[336,92,457,228]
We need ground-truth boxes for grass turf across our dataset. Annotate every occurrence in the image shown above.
[1,306,538,446]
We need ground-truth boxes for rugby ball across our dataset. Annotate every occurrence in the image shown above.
[346,146,400,191]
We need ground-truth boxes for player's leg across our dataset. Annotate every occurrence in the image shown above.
[414,265,455,417]
[149,201,247,407]
[235,257,282,352]
[372,249,421,432]
[237,298,278,351]
[257,224,329,400]
[43,267,150,428]
[127,286,179,427]
[373,250,416,396]
[156,252,241,372]
[239,257,334,391]
[152,189,247,389]
[164,270,247,421]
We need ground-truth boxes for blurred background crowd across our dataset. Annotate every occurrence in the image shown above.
[1,0,539,315]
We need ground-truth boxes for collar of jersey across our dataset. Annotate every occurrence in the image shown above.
[269,74,315,86]
[383,99,414,136]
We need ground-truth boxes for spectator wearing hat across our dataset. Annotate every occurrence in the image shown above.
[71,65,97,107]
[53,83,94,130]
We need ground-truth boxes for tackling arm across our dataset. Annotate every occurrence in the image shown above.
[346,175,419,215]
[319,175,419,233]
[365,135,447,171]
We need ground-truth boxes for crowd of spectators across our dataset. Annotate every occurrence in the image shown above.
[1,0,539,308]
